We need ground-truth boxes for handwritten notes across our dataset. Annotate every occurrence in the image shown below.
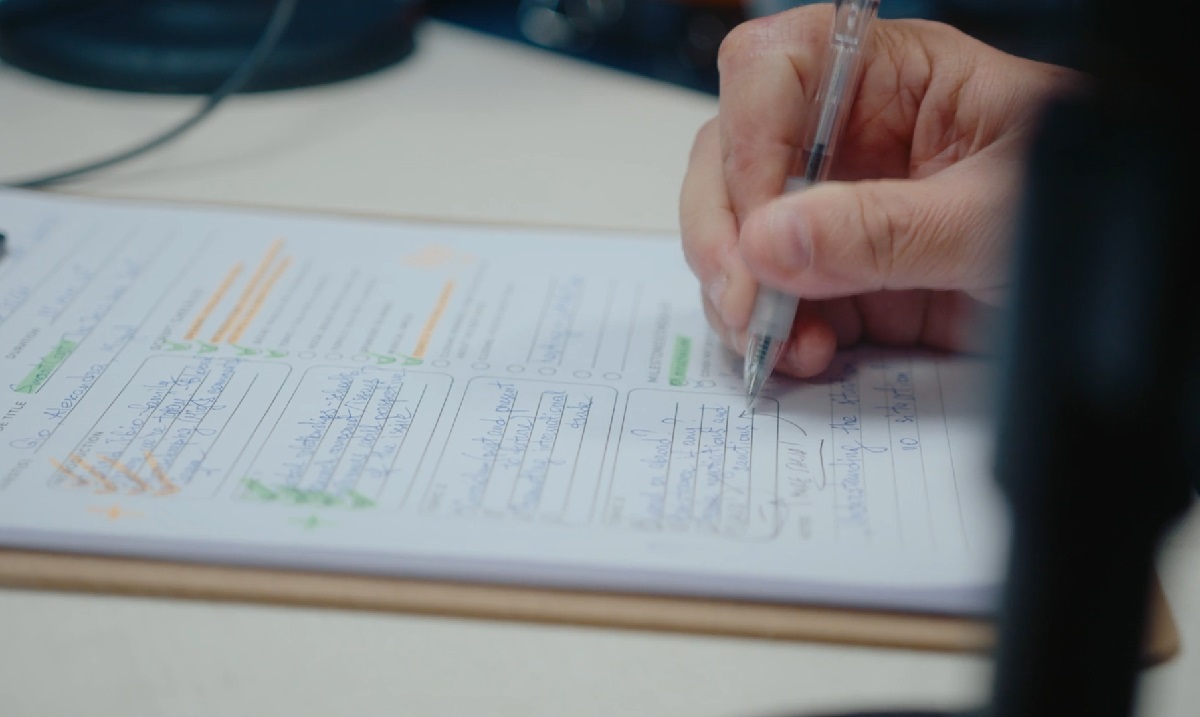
[240,366,449,509]
[608,391,780,538]
[427,378,614,522]
[46,357,288,497]
[0,190,1006,615]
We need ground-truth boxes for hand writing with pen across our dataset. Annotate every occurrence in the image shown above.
[680,5,1083,379]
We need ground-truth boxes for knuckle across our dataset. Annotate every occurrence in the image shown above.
[716,18,771,76]
[719,134,762,192]
[719,7,830,79]
[850,184,901,288]
[909,195,965,280]
[715,22,751,76]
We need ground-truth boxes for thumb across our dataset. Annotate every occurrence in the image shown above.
[738,167,1015,303]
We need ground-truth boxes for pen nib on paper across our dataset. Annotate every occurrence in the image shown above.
[744,368,767,410]
[744,373,760,411]
[743,332,777,409]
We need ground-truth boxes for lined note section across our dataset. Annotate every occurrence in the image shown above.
[607,391,781,538]
[425,378,616,522]
[45,357,288,498]
[238,366,451,509]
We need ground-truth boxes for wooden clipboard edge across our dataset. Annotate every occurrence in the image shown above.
[0,548,1179,664]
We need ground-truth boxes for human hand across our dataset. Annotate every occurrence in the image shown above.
[680,5,1082,377]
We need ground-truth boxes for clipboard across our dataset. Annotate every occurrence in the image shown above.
[0,190,1182,666]
[0,548,1180,665]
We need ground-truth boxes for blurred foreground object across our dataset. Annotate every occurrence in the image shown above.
[801,0,1197,715]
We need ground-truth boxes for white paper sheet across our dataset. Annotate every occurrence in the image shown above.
[0,189,1008,614]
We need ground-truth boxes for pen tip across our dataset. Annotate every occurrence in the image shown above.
[742,332,780,409]
[743,362,764,411]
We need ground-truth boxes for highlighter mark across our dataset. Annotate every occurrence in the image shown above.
[48,457,88,487]
[228,255,293,344]
[211,238,285,343]
[411,279,456,359]
[14,339,78,394]
[69,453,118,494]
[668,335,692,386]
[88,504,140,521]
[97,455,149,494]
[241,478,278,501]
[402,244,457,268]
[185,262,244,340]
[290,513,331,530]
[143,451,181,496]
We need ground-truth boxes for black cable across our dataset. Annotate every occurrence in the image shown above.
[2,0,297,189]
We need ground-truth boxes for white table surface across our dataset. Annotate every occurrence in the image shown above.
[1,20,1197,717]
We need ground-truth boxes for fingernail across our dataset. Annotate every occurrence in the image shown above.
[765,201,811,273]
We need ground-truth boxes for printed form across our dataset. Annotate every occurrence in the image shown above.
[0,190,1008,614]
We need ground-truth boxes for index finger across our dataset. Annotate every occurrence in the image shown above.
[716,5,832,223]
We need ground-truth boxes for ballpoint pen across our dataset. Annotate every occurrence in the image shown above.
[743,0,880,407]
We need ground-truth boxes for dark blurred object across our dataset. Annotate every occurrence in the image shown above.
[983,93,1194,717]
[426,0,1087,96]
[983,2,1196,716]
[934,0,1083,66]
[0,0,424,94]
[797,1,1197,717]
[430,0,744,95]
[765,0,1083,65]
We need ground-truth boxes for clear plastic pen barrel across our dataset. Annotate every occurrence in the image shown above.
[741,0,879,406]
